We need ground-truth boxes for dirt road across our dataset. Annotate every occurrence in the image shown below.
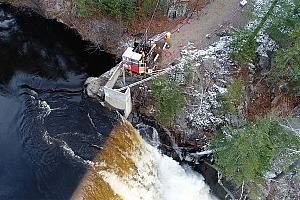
[161,0,248,66]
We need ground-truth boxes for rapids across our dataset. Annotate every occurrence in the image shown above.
[76,121,216,200]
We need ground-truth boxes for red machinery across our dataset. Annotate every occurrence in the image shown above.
[122,41,158,74]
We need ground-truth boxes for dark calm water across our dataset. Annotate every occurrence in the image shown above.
[0,5,118,200]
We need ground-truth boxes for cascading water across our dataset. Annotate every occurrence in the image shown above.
[76,122,217,200]
[136,123,160,147]
[136,123,215,200]
[0,4,216,200]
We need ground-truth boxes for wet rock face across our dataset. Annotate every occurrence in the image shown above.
[84,77,107,101]
[84,65,123,101]
[259,54,269,70]
[0,8,17,39]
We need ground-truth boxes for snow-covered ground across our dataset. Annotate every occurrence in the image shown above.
[168,37,233,134]
[171,0,295,134]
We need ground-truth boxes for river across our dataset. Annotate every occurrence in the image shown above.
[0,4,216,200]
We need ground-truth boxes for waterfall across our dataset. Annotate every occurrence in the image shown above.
[165,128,183,160]
[74,120,216,200]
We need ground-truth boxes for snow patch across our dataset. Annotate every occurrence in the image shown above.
[172,37,232,131]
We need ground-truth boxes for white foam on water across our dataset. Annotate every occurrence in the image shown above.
[61,140,95,166]
[149,144,215,200]
[102,141,216,200]
[37,99,51,120]
[100,142,159,200]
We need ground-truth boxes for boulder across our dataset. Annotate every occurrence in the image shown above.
[84,77,107,101]
[259,54,269,70]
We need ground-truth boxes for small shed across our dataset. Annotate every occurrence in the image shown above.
[122,47,145,74]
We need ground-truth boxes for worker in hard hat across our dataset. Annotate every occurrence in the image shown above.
[164,32,172,48]
[165,32,171,40]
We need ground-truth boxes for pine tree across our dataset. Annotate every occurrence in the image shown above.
[100,0,135,21]
[210,114,300,197]
[150,75,186,125]
[267,0,300,93]
[230,0,279,64]
[230,0,300,93]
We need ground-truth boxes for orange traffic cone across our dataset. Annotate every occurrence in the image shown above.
[180,43,183,48]
[177,29,180,33]
[187,20,192,25]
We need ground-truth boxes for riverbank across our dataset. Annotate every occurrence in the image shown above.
[130,0,249,150]
[0,0,125,55]
[2,0,299,199]
[160,0,248,67]
[139,0,299,199]
[81,1,251,198]
[0,0,211,56]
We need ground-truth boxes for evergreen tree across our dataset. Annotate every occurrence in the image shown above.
[210,114,300,197]
[100,0,135,21]
[150,75,186,125]
[230,0,300,92]
[267,0,300,93]
[230,0,279,64]
[72,0,97,17]
[218,79,243,115]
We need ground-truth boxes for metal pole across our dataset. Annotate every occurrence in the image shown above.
[123,65,126,86]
